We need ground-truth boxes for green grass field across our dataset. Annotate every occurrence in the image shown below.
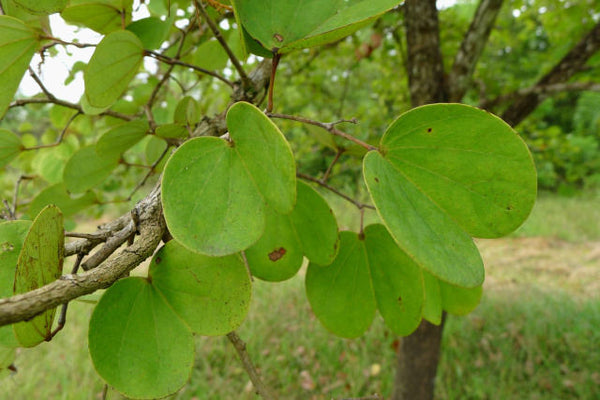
[1,191,598,399]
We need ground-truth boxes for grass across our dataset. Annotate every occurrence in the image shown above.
[1,191,599,399]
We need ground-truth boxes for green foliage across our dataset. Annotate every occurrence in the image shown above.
[13,206,63,348]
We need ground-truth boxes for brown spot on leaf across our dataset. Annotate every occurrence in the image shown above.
[268,247,286,261]
[506,205,513,211]
[397,296,402,303]
[273,33,284,42]
[155,257,161,264]
[374,177,379,183]
[427,128,432,133]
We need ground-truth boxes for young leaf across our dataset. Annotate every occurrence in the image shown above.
[231,0,399,55]
[173,96,200,126]
[0,129,22,168]
[0,220,32,348]
[61,0,132,34]
[13,206,63,348]
[149,241,252,336]
[84,30,144,109]
[95,120,148,159]
[88,277,194,399]
[363,224,424,336]
[12,0,68,15]
[162,102,295,256]
[306,231,376,338]
[0,16,39,119]
[63,146,119,193]
[246,181,339,281]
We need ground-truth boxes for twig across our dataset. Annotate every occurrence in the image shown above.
[11,175,35,217]
[268,113,375,151]
[48,253,84,340]
[322,149,345,183]
[297,173,375,210]
[23,111,80,150]
[126,146,171,201]
[28,67,56,100]
[80,220,137,271]
[266,53,281,113]
[195,0,249,87]
[10,98,134,121]
[40,36,97,49]
[145,50,234,87]
[227,331,277,400]
[65,231,111,241]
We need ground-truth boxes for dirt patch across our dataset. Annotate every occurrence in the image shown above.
[476,237,600,298]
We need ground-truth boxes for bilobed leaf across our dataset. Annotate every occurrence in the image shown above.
[421,271,442,325]
[162,102,295,256]
[0,16,39,119]
[231,0,399,55]
[173,96,199,126]
[84,30,144,109]
[13,206,63,348]
[440,280,483,316]
[364,150,484,287]
[0,129,22,168]
[29,183,97,218]
[1,0,51,30]
[289,181,338,265]
[192,39,229,71]
[89,277,194,399]
[12,0,68,15]
[363,224,424,336]
[149,241,252,335]
[96,120,148,159]
[245,207,304,282]
[306,231,376,338]
[61,0,132,34]
[0,220,31,348]
[155,123,188,139]
[63,146,119,193]
[31,144,74,183]
[126,16,171,50]
[246,181,338,281]
[379,104,537,238]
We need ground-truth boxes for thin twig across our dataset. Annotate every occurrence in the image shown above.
[41,36,97,49]
[11,175,35,217]
[10,98,134,121]
[65,231,111,241]
[145,50,234,87]
[227,331,277,400]
[268,113,375,151]
[126,146,171,201]
[28,68,56,100]
[23,111,80,151]
[267,53,281,113]
[48,253,84,340]
[195,0,249,86]
[322,149,345,183]
[297,173,375,210]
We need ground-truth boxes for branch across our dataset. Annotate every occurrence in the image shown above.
[482,81,600,109]
[267,113,376,151]
[0,185,165,326]
[447,0,504,102]
[9,98,134,121]
[227,332,278,400]
[145,50,234,87]
[501,20,600,126]
[297,173,375,211]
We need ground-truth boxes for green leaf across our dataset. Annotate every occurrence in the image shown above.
[12,0,68,15]
[0,129,22,168]
[162,102,295,256]
[306,231,376,338]
[363,224,424,336]
[246,181,339,281]
[173,96,200,126]
[0,16,39,119]
[364,150,484,287]
[0,220,31,348]
[192,39,229,71]
[231,0,399,54]
[31,144,74,183]
[96,120,148,159]
[379,104,537,238]
[245,206,304,282]
[63,146,120,193]
[13,205,63,348]
[29,183,97,218]
[84,30,144,109]
[421,271,442,325]
[289,181,339,265]
[440,280,482,316]
[0,346,15,371]
[61,0,133,34]
[1,0,51,30]
[155,123,189,140]
[126,16,171,50]
[149,241,252,335]
[89,277,194,399]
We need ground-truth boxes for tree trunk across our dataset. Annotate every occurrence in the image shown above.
[392,2,447,399]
